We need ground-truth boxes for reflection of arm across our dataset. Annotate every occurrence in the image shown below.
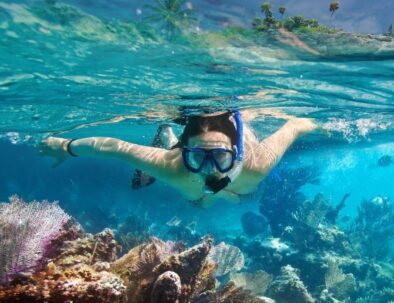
[250,118,317,175]
[68,137,180,181]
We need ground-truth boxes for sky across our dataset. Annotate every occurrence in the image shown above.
[62,0,393,34]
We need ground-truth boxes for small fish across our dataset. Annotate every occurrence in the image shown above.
[167,216,182,227]
[260,238,296,255]
[131,169,155,189]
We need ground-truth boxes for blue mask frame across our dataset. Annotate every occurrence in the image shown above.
[182,147,236,173]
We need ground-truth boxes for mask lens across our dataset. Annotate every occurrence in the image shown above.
[212,149,234,172]
[184,149,206,171]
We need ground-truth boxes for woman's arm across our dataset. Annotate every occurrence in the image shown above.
[247,118,317,175]
[40,136,181,181]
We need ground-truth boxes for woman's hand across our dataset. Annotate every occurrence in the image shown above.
[289,117,332,138]
[37,137,71,168]
[288,117,319,136]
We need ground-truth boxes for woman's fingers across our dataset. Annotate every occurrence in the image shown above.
[319,125,332,138]
[36,137,69,168]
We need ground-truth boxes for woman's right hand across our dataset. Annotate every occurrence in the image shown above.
[37,137,71,168]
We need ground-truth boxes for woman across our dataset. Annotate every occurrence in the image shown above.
[40,110,317,207]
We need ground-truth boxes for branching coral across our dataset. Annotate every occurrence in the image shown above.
[348,196,394,260]
[111,237,183,302]
[259,165,320,236]
[267,265,315,303]
[116,213,151,254]
[324,259,356,301]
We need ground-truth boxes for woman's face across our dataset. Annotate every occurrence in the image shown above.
[187,131,233,177]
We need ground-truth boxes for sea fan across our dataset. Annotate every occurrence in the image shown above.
[208,242,244,277]
[0,195,70,285]
[230,270,273,296]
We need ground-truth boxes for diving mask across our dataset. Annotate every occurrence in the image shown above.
[182,146,236,174]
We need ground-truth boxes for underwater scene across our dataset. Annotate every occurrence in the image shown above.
[1,0,394,302]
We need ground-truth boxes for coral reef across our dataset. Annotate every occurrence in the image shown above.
[0,221,126,303]
[166,216,201,246]
[259,166,320,236]
[152,237,216,301]
[222,165,394,302]
[324,259,356,301]
[193,280,272,303]
[150,271,182,303]
[1,216,263,303]
[110,237,183,302]
[1,186,394,302]
[267,265,314,303]
[348,196,394,259]
[111,235,262,303]
[116,213,152,254]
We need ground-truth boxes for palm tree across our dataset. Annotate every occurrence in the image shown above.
[260,2,276,27]
[260,2,272,19]
[329,1,339,18]
[144,0,195,38]
[279,6,286,20]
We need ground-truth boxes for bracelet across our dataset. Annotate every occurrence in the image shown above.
[66,139,78,157]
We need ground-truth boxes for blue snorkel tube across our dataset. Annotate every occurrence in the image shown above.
[233,110,243,161]
[204,109,244,194]
[226,110,244,181]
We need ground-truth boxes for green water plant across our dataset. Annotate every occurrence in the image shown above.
[144,0,196,38]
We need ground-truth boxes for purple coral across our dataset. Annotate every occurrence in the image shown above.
[0,195,70,284]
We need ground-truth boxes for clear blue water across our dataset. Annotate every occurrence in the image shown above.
[1,1,394,299]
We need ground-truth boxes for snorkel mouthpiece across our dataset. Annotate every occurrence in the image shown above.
[204,176,231,194]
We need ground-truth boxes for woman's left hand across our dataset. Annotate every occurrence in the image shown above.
[288,117,319,136]
[37,137,71,168]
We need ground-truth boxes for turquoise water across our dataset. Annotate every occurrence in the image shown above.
[1,1,394,301]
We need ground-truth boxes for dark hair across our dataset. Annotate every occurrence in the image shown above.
[172,112,238,148]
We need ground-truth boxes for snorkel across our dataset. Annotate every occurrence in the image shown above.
[204,110,244,194]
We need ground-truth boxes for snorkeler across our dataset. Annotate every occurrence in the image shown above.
[39,110,318,207]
